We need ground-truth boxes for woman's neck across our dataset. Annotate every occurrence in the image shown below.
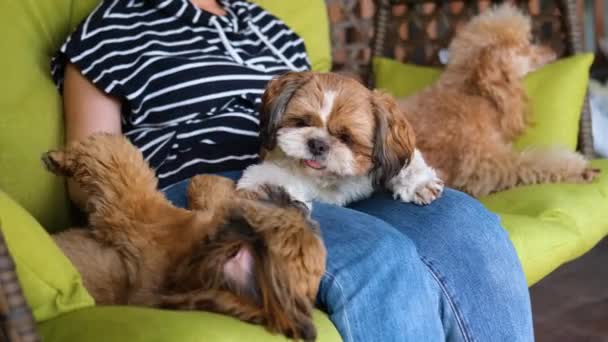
[191,0,226,16]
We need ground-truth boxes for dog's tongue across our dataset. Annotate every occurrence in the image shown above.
[304,160,324,170]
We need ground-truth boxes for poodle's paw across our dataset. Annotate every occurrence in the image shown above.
[582,168,601,182]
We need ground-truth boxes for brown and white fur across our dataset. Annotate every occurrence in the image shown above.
[397,4,600,197]
[46,134,326,341]
[237,71,444,208]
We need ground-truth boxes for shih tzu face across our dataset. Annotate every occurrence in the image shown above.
[259,72,416,186]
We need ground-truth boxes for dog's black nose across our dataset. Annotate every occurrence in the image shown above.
[307,138,329,156]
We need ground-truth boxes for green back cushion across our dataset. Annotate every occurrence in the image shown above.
[0,191,94,321]
[253,0,332,72]
[0,0,75,232]
[0,0,331,233]
[373,54,594,151]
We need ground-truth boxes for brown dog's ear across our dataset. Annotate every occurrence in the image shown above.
[469,47,528,137]
[259,72,314,156]
[470,47,523,112]
[370,90,416,187]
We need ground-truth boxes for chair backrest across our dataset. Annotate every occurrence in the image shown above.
[325,0,594,157]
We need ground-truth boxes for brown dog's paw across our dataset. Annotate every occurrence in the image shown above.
[283,320,317,342]
[582,168,601,182]
[295,319,317,342]
[258,184,310,216]
[187,174,236,210]
[41,150,70,176]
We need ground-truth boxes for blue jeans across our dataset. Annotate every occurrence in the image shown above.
[163,171,533,342]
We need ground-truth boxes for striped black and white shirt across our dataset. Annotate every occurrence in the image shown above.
[52,0,310,189]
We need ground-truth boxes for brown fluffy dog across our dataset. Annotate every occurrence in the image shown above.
[397,4,600,197]
[45,134,326,341]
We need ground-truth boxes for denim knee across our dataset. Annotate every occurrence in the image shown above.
[345,189,533,341]
[415,189,532,341]
[322,219,424,291]
[318,219,442,342]
[422,189,519,279]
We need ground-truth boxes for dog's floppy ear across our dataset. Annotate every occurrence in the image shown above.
[470,47,524,113]
[469,46,528,137]
[370,90,416,187]
[259,72,314,156]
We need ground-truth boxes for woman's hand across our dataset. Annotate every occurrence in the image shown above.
[62,62,123,206]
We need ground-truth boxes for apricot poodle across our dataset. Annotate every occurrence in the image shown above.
[397,4,600,197]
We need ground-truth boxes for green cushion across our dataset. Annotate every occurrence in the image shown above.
[38,306,341,342]
[252,0,332,72]
[0,191,94,322]
[0,0,75,232]
[480,159,608,286]
[373,54,595,151]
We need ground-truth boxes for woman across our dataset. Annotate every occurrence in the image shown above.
[52,0,534,340]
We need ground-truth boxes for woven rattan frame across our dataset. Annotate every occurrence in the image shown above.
[0,228,38,342]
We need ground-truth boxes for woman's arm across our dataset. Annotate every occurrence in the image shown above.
[63,62,123,206]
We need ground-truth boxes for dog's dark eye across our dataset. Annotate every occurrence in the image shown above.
[291,118,309,128]
[338,132,352,145]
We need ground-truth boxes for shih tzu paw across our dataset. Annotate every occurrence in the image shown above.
[389,150,444,205]
[412,177,444,205]
[392,175,444,205]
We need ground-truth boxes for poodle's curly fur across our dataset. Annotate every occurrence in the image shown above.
[46,134,326,341]
[397,4,600,197]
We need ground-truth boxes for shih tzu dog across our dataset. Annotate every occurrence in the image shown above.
[237,72,444,208]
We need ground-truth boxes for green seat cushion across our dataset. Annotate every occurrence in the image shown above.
[0,191,94,321]
[480,159,608,286]
[38,306,341,342]
[373,54,594,151]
